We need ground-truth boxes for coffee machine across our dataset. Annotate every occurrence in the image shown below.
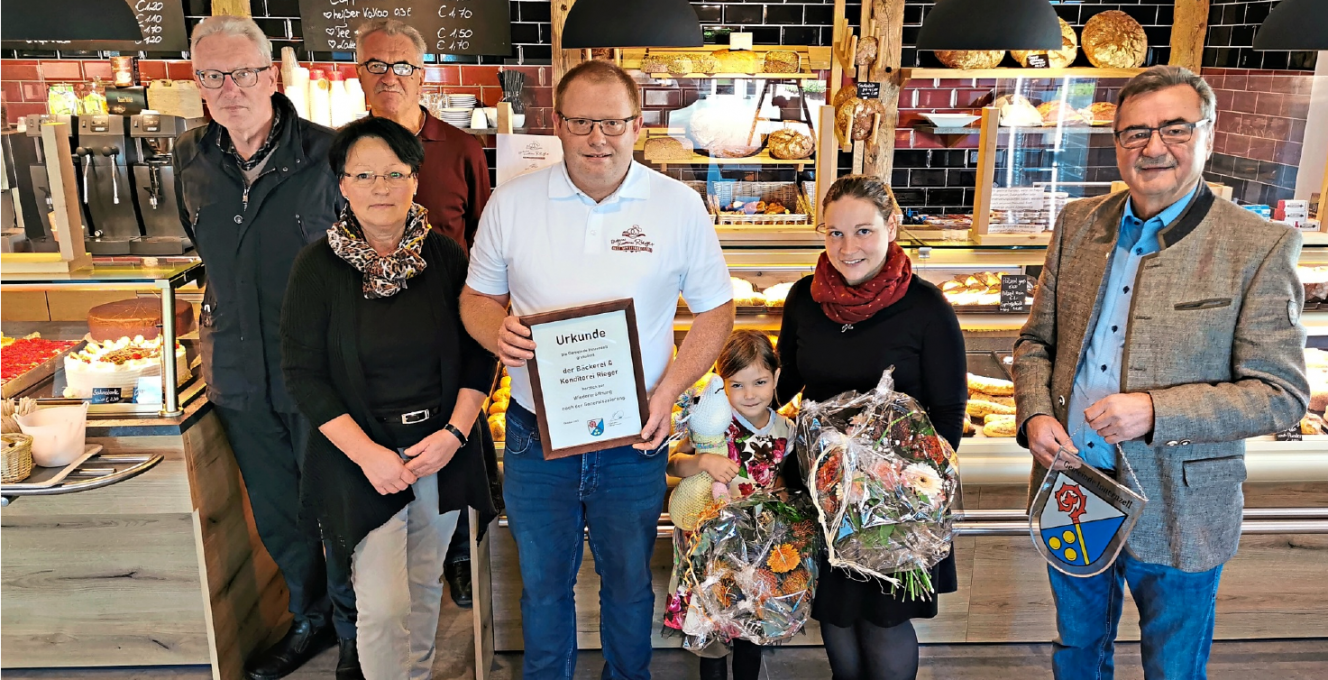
[128,113,197,255]
[23,114,87,248]
[76,114,142,255]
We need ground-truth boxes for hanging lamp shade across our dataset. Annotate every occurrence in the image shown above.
[917,0,1063,51]
[561,0,703,49]
[1,0,144,42]
[1253,0,1328,50]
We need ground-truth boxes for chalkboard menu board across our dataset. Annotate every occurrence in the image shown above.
[0,0,188,52]
[298,0,511,56]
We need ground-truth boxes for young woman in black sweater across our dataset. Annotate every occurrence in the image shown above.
[777,175,967,680]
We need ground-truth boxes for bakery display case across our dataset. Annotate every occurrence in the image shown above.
[1,259,204,417]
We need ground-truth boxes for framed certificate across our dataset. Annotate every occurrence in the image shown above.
[521,299,649,459]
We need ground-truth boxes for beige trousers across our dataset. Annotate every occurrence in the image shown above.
[351,471,459,680]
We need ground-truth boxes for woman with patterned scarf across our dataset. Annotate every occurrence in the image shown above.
[280,116,496,680]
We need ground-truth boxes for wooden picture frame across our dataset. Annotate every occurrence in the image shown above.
[520,299,649,460]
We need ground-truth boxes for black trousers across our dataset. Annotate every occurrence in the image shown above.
[215,404,357,639]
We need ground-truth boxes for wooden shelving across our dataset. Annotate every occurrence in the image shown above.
[901,67,1148,81]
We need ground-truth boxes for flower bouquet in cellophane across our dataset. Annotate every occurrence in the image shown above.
[796,369,959,599]
[663,489,820,650]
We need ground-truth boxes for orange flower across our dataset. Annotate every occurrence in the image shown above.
[767,543,801,573]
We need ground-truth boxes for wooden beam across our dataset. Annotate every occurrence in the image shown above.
[551,0,584,94]
[860,0,905,179]
[814,105,839,217]
[1169,0,1210,72]
[210,0,251,18]
[970,107,1000,241]
[829,0,849,107]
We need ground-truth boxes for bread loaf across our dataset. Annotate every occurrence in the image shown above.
[971,392,1016,408]
[763,50,800,74]
[983,419,1018,437]
[967,373,1015,396]
[643,136,695,161]
[489,414,506,441]
[711,49,764,74]
[967,399,1016,418]
[984,413,1017,425]
[1012,18,1079,69]
[641,55,670,73]
[1082,10,1147,69]
[855,37,879,66]
[691,55,718,74]
[935,50,1004,70]
[767,128,814,160]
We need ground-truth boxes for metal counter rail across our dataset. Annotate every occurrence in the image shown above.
[0,453,163,505]
[495,508,1328,538]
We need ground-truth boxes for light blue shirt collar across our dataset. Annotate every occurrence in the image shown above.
[1120,183,1199,248]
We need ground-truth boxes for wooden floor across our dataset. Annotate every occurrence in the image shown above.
[6,595,1326,680]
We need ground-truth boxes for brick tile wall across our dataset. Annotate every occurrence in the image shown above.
[1202,66,1314,206]
[1204,0,1318,71]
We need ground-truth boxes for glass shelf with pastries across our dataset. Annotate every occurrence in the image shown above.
[622,45,829,244]
[1,258,205,418]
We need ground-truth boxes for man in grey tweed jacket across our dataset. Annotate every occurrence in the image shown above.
[1013,66,1308,679]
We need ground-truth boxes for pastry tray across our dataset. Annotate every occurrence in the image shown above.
[1,341,84,400]
[1,444,103,490]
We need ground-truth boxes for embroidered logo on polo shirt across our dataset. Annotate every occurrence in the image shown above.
[611,225,655,253]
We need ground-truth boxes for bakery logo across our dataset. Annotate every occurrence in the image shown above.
[611,225,654,253]
[587,418,606,437]
[521,142,550,161]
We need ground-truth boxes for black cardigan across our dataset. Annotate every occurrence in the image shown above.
[280,231,498,566]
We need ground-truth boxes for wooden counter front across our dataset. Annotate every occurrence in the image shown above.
[0,402,287,679]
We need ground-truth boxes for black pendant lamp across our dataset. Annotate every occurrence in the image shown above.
[1253,0,1328,50]
[1,0,144,42]
[562,0,703,49]
[917,0,1063,51]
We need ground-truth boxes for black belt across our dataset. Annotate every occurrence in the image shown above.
[375,405,442,425]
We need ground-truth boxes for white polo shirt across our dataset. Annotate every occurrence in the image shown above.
[467,161,732,413]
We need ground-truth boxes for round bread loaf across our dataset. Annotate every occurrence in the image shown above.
[1012,18,1079,68]
[1082,10,1147,69]
[935,50,1005,70]
[768,128,814,160]
[87,298,195,342]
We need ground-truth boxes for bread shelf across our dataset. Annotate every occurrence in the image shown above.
[649,148,813,171]
[644,72,818,80]
[914,125,1115,135]
[902,67,1147,80]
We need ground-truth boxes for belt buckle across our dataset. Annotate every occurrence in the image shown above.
[401,409,431,425]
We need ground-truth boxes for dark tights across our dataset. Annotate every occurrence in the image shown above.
[821,619,919,680]
[698,639,764,680]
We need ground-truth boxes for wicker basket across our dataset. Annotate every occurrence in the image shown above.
[714,181,811,226]
[2,433,34,484]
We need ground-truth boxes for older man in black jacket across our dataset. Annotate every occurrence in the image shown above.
[173,16,358,680]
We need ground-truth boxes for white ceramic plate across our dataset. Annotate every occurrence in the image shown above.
[921,113,981,128]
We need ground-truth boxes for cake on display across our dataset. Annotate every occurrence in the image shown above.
[63,335,191,403]
[87,297,194,342]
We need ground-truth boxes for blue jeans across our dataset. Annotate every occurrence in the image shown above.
[503,403,668,680]
[1048,550,1224,680]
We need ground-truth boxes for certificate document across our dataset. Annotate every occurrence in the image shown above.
[521,299,649,459]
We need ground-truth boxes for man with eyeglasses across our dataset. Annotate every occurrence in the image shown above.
[461,60,734,680]
[1013,65,1308,679]
[354,19,491,252]
[173,15,361,680]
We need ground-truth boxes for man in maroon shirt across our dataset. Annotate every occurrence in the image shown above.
[354,19,492,251]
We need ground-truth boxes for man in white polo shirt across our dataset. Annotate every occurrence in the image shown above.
[461,60,734,680]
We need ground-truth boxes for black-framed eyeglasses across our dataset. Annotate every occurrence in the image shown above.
[556,113,639,136]
[342,171,416,187]
[195,66,272,89]
[1114,119,1212,150]
[359,60,422,77]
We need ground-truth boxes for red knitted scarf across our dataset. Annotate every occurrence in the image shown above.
[809,242,913,325]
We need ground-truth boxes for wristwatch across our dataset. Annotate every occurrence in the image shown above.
[443,423,469,447]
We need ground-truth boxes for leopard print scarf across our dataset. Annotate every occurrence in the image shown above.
[327,203,431,299]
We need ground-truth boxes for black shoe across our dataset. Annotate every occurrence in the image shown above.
[336,638,364,680]
[445,558,473,608]
[243,618,335,680]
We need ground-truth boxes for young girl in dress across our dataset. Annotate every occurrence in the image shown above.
[666,329,796,680]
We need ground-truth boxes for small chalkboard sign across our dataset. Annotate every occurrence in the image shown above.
[856,82,881,99]
[299,0,511,56]
[1276,427,1304,441]
[1026,54,1051,69]
[1000,274,1031,313]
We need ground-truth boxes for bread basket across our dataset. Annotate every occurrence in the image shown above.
[2,433,35,484]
